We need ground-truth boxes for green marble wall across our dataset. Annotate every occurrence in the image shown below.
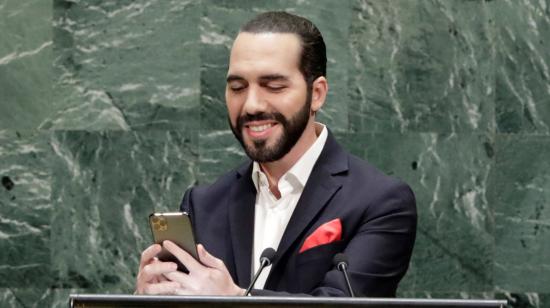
[1,0,549,307]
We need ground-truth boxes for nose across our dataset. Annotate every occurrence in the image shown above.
[242,86,267,115]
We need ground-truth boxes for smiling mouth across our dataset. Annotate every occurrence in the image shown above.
[248,123,274,132]
[244,122,278,138]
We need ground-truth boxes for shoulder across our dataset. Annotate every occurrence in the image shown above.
[348,154,411,192]
[320,133,415,208]
[344,152,416,215]
[181,160,251,207]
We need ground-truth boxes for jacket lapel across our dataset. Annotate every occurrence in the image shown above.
[228,162,256,287]
[270,132,348,272]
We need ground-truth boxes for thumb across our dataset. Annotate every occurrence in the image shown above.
[198,244,225,270]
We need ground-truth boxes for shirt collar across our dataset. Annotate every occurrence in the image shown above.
[252,123,328,192]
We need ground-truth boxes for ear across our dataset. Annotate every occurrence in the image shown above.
[310,76,328,113]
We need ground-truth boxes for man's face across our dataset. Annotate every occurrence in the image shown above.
[225,32,312,162]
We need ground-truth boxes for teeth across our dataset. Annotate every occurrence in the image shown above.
[249,124,272,132]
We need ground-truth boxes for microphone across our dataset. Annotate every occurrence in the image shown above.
[244,247,276,296]
[333,253,355,297]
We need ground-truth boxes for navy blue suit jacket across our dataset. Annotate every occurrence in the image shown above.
[180,132,417,297]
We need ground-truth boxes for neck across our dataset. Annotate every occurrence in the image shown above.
[259,120,320,188]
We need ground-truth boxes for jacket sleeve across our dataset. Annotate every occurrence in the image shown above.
[179,187,197,239]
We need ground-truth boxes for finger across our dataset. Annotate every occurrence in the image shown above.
[163,240,202,273]
[174,287,198,296]
[164,271,201,294]
[164,271,192,288]
[197,244,225,271]
[148,259,174,283]
[157,274,169,282]
[143,281,181,295]
[141,261,178,282]
[139,244,162,269]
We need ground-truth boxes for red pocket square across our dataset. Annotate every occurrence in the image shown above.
[299,218,342,253]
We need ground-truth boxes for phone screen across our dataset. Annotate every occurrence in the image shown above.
[149,212,198,272]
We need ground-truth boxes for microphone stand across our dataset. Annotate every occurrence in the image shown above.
[245,259,268,296]
[244,248,276,296]
[337,262,355,297]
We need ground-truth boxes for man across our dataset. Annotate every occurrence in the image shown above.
[136,11,416,297]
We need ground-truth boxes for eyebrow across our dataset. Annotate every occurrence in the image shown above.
[258,74,289,83]
[226,74,289,83]
[226,75,245,83]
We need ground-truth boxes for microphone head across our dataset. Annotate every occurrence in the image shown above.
[260,247,277,266]
[333,253,348,267]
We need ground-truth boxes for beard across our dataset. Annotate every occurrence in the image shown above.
[229,95,312,163]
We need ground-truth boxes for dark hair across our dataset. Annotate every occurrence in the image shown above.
[240,11,327,85]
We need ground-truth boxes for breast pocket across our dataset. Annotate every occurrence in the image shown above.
[296,240,347,291]
[297,240,347,265]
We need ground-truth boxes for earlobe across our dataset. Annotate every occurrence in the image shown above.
[311,76,328,112]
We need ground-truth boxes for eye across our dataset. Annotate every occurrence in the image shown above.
[231,86,245,92]
[266,84,286,92]
[228,82,247,92]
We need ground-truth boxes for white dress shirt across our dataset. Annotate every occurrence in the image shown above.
[251,123,328,289]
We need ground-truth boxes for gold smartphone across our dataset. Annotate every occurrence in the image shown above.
[148,212,198,272]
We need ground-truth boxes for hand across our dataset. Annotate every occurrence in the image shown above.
[135,244,181,295]
[162,241,245,296]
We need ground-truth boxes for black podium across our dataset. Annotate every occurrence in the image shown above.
[69,294,507,308]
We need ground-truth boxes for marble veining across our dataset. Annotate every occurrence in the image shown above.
[1,0,550,307]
